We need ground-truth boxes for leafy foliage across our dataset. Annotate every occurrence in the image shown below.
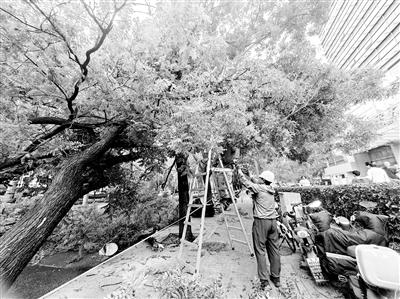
[106,177,157,217]
[48,206,139,253]
[47,181,177,254]
[154,268,225,299]
[241,278,271,299]
[0,0,395,176]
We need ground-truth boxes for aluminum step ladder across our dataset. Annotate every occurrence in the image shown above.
[178,149,254,275]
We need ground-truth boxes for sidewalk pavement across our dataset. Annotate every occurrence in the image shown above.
[39,195,344,299]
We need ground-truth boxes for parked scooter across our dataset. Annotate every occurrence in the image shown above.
[323,201,399,298]
[340,245,400,299]
[285,200,328,284]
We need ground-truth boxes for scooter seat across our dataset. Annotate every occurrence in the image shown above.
[356,245,400,290]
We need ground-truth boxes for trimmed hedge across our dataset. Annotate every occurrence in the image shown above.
[276,181,400,240]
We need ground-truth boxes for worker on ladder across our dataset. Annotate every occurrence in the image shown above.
[179,149,255,275]
[237,167,281,290]
[215,147,240,210]
[198,149,234,211]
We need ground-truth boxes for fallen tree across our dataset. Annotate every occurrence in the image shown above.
[0,1,160,290]
[0,125,123,289]
[0,0,395,292]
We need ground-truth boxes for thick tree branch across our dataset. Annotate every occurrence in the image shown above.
[0,118,121,173]
[28,116,108,129]
[28,117,68,125]
[0,152,56,179]
[0,157,24,172]
[79,124,126,165]
[66,0,127,119]
[0,0,130,174]
[0,125,67,172]
[0,124,126,291]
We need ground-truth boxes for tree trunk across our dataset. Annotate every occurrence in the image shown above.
[176,153,193,241]
[221,145,239,168]
[0,126,122,293]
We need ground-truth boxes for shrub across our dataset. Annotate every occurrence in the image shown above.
[47,206,139,254]
[154,269,225,299]
[106,179,151,217]
[32,169,178,259]
[45,182,178,256]
[276,181,400,240]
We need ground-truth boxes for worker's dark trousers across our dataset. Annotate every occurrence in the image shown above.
[252,218,281,281]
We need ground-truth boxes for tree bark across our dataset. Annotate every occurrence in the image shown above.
[175,153,193,241]
[0,126,123,293]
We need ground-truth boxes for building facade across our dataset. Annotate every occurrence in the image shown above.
[320,0,400,184]
[320,0,399,72]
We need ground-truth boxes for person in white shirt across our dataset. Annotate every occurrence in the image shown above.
[365,162,390,183]
[299,176,311,186]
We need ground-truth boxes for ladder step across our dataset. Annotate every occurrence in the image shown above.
[224,212,237,216]
[211,167,232,172]
[191,188,205,192]
[191,193,205,198]
[231,238,248,245]
[188,204,203,208]
[227,226,242,231]
[194,172,207,177]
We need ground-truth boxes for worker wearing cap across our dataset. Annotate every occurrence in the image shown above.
[237,168,281,289]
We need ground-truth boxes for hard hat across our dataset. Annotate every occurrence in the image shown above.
[259,170,275,183]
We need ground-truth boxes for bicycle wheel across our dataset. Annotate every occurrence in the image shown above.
[284,232,297,253]
[277,221,297,253]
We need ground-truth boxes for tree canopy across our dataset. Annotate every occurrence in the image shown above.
[1,0,393,177]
